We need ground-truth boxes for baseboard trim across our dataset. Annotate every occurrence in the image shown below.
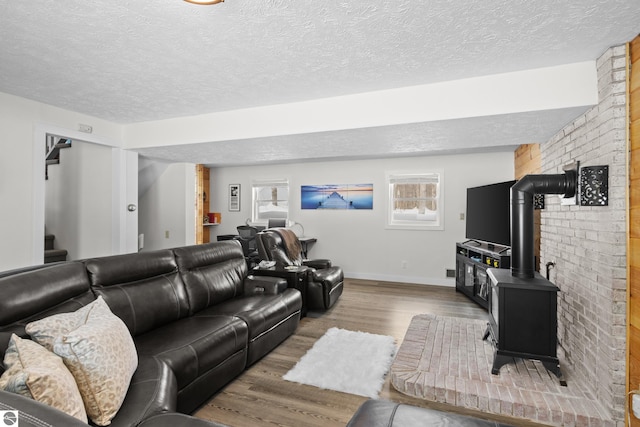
[344,271,455,287]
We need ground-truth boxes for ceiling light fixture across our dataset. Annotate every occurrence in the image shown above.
[184,0,224,4]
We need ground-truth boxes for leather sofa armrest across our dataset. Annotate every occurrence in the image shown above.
[302,259,332,269]
[138,413,229,427]
[108,356,177,427]
[347,399,517,427]
[309,266,343,284]
[0,389,89,427]
[244,275,288,295]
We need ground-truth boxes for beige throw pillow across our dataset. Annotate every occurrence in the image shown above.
[26,296,138,426]
[0,334,88,422]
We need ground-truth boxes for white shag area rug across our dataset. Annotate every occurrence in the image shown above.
[283,327,397,398]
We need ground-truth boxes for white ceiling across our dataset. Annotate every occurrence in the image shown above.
[2,1,639,166]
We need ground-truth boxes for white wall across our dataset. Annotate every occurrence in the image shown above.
[0,85,514,276]
[138,162,196,251]
[210,151,514,285]
[45,141,114,260]
[0,91,124,270]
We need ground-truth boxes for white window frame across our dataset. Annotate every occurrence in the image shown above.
[251,179,289,224]
[386,171,444,230]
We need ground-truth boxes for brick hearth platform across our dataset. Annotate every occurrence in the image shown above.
[390,314,614,427]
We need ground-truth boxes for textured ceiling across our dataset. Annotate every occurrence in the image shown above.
[2,1,640,166]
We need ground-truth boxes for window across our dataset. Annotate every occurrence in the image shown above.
[252,179,289,223]
[387,171,443,230]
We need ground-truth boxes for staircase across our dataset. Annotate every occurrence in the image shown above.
[44,234,67,264]
[45,136,72,180]
[45,135,70,263]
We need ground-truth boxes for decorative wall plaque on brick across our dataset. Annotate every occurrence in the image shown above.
[579,166,609,206]
[533,194,545,210]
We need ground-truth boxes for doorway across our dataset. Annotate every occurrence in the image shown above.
[44,136,115,261]
[32,124,138,265]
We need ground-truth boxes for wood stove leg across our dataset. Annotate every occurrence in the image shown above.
[542,360,567,386]
[491,352,514,375]
[482,323,491,341]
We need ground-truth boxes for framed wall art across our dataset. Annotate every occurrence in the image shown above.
[301,183,373,210]
[229,184,241,212]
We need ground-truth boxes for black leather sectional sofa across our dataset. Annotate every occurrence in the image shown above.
[0,240,302,427]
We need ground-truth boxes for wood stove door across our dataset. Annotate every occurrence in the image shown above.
[501,287,558,357]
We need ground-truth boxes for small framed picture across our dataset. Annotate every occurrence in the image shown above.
[229,184,240,212]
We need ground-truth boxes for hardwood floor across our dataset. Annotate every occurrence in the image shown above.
[194,279,548,427]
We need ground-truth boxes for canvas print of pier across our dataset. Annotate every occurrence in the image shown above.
[301,184,373,210]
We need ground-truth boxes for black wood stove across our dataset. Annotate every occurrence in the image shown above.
[484,269,562,382]
[483,170,576,386]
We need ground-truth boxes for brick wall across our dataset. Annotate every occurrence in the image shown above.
[539,45,627,423]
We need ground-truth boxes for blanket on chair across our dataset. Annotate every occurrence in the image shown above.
[274,228,303,262]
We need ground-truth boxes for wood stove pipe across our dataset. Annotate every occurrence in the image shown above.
[511,171,576,279]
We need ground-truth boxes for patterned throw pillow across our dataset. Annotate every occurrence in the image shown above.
[26,296,138,426]
[0,334,88,422]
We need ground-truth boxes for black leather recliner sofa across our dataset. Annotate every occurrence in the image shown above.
[0,240,302,427]
[256,228,344,311]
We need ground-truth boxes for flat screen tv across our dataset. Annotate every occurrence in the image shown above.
[465,179,516,248]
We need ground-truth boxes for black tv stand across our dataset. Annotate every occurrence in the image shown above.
[455,241,510,309]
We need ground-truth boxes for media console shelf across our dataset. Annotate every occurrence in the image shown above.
[455,241,510,309]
